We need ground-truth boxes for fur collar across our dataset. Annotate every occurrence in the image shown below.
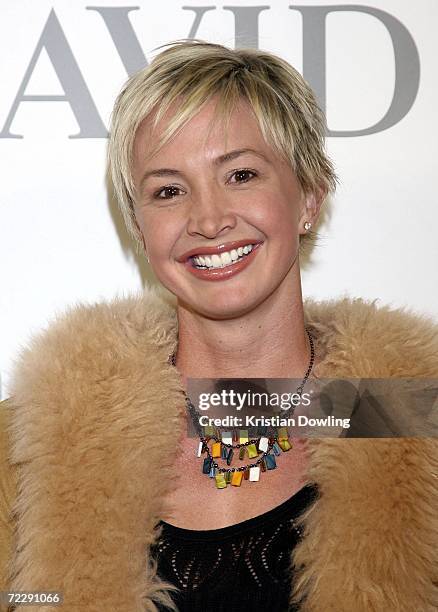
[5,288,438,611]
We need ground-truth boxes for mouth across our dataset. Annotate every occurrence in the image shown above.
[177,239,264,281]
[190,243,257,269]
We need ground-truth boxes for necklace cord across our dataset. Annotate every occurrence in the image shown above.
[169,327,315,481]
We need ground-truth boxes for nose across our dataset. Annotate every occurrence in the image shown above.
[186,185,237,239]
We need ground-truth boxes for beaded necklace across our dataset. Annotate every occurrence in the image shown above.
[170,328,315,488]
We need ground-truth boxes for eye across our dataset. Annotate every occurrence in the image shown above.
[154,185,184,200]
[228,168,257,184]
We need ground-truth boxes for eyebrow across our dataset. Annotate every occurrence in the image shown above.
[139,148,270,189]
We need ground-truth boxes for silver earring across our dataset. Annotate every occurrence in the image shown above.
[304,221,312,231]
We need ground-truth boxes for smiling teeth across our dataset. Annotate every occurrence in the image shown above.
[192,244,254,269]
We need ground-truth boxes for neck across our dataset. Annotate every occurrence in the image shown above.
[175,269,311,381]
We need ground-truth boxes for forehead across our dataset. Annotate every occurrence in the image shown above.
[132,96,274,170]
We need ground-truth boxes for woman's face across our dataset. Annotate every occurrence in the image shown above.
[132,97,319,319]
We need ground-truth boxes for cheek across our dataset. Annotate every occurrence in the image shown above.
[248,194,298,233]
[138,210,183,258]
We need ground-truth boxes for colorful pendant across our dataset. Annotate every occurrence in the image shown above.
[258,436,269,453]
[212,441,221,458]
[249,466,260,481]
[247,443,258,459]
[215,473,227,489]
[202,457,212,474]
[265,454,277,470]
[272,441,282,456]
[221,431,233,445]
[277,427,289,440]
[239,430,249,444]
[231,471,243,487]
[279,439,292,452]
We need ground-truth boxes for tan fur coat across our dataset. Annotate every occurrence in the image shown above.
[1,288,438,611]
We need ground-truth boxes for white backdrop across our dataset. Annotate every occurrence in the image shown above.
[1,0,437,399]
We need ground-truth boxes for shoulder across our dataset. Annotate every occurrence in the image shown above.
[12,285,176,365]
[4,287,181,477]
[7,286,177,408]
[304,295,438,377]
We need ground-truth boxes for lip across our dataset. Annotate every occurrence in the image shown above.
[176,239,263,262]
[180,242,263,282]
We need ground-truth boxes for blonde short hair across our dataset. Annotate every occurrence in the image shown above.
[108,39,337,250]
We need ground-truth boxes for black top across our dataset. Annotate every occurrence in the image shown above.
[151,483,318,612]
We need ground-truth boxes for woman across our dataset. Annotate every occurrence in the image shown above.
[1,40,437,612]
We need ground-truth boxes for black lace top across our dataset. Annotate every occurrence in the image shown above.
[151,483,318,612]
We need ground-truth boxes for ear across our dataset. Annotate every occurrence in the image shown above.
[298,185,327,234]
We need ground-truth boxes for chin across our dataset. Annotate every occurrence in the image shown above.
[161,268,283,319]
[181,288,269,320]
